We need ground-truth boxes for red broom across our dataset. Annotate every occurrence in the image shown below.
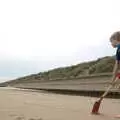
[91,97,103,114]
[91,78,118,114]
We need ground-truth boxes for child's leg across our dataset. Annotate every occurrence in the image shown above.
[114,75,120,89]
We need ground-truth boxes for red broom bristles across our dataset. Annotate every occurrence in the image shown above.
[91,100,101,114]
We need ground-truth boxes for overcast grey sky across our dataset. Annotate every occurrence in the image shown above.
[0,0,119,82]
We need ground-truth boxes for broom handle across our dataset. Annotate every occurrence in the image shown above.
[100,77,119,99]
[101,84,113,98]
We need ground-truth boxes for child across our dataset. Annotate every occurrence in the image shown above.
[110,31,120,83]
[110,32,120,118]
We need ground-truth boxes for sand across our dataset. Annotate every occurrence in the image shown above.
[0,87,120,120]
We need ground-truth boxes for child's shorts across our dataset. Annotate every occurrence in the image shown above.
[116,73,120,79]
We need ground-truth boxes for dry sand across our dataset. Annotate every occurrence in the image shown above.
[0,87,120,120]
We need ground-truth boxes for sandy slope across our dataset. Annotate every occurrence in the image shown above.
[0,87,120,120]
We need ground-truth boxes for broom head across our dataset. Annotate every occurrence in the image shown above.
[91,100,101,114]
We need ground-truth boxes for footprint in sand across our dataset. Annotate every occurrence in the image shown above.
[15,116,25,120]
[29,118,43,120]
[12,115,43,120]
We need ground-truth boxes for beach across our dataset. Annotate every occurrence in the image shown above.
[0,87,120,120]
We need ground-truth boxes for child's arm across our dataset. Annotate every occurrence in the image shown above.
[111,61,119,83]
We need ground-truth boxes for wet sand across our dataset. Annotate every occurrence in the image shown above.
[0,87,120,120]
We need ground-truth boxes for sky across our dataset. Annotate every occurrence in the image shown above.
[0,0,120,82]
